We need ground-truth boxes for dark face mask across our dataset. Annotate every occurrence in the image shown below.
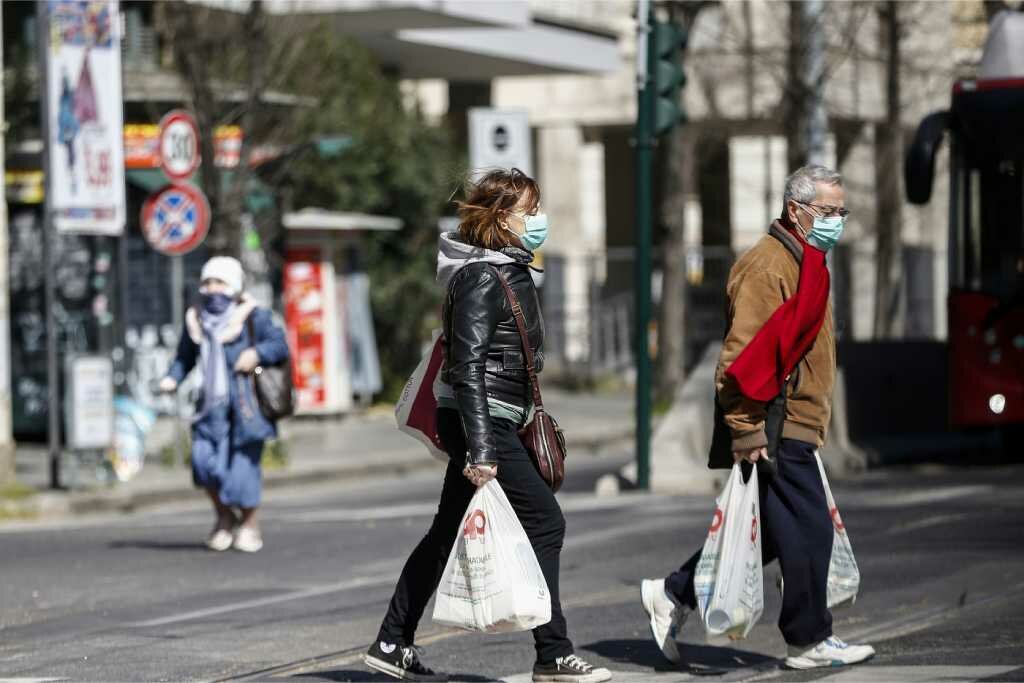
[201,292,233,315]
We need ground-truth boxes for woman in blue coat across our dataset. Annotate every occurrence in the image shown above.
[160,256,289,553]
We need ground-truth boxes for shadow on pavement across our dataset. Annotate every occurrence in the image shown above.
[108,540,208,551]
[585,638,779,676]
[582,638,682,672]
[678,642,779,676]
[289,671,496,682]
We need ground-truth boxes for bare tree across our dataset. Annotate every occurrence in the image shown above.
[656,126,695,403]
[155,1,270,259]
[873,0,903,338]
[656,1,713,402]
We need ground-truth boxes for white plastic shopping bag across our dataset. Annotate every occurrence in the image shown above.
[816,452,860,608]
[394,332,447,462]
[693,463,764,640]
[432,480,552,633]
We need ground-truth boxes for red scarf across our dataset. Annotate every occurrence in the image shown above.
[725,221,830,402]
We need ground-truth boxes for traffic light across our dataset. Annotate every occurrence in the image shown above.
[652,19,688,135]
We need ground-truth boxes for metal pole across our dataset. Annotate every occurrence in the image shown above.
[634,0,653,490]
[36,0,61,489]
[171,255,185,467]
[0,7,15,486]
[805,0,827,165]
[171,256,184,332]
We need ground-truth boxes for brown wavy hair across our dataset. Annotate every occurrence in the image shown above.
[455,168,540,251]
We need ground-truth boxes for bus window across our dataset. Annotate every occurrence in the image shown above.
[960,158,1024,297]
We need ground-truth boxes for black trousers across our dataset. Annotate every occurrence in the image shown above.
[665,438,834,648]
[377,408,574,664]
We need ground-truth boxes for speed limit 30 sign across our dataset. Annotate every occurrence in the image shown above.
[158,110,200,183]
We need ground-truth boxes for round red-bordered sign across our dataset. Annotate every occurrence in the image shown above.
[158,110,201,183]
[140,184,211,256]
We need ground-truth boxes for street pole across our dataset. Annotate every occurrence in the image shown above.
[0,10,14,486]
[171,255,185,467]
[634,0,653,490]
[36,0,61,489]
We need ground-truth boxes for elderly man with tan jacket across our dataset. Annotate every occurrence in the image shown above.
[639,165,875,671]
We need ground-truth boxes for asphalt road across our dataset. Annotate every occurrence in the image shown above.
[1,451,1023,683]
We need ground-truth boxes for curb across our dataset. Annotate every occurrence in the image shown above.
[1,429,634,524]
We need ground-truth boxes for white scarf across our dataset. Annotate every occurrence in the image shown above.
[193,302,237,423]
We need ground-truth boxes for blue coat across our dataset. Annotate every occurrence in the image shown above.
[168,305,290,447]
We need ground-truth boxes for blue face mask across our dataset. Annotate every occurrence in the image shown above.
[201,292,233,315]
[516,213,549,251]
[798,205,845,252]
[807,215,845,252]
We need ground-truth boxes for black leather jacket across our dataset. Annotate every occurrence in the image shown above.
[441,261,544,465]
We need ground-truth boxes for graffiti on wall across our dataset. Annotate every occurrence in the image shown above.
[118,324,198,417]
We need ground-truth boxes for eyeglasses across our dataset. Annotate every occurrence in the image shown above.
[798,201,850,218]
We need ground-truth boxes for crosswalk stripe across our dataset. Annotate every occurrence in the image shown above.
[813,665,1021,682]
[498,665,1022,683]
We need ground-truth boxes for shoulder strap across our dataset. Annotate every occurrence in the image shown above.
[488,266,544,411]
[245,310,257,344]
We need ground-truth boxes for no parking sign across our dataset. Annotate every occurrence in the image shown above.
[140,184,210,256]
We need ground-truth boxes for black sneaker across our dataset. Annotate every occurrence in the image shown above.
[364,640,447,682]
[533,654,612,682]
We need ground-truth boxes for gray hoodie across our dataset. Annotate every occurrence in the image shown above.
[434,231,535,422]
[436,231,527,288]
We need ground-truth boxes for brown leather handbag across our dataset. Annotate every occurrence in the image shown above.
[490,267,567,492]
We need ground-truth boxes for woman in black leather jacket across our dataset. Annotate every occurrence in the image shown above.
[364,169,612,683]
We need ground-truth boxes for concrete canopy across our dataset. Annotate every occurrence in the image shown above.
[283,208,403,232]
[199,1,620,80]
[262,0,529,30]
[369,21,621,81]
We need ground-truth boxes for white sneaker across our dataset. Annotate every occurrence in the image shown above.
[206,528,233,552]
[785,635,875,669]
[232,527,263,553]
[640,578,688,664]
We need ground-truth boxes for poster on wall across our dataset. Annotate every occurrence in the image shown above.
[65,355,114,450]
[41,0,126,234]
[284,248,327,411]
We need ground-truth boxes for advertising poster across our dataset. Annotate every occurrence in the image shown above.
[42,0,126,234]
[65,355,114,450]
[284,248,327,411]
[124,124,243,170]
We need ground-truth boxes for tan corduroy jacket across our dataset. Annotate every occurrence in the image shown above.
[715,221,836,450]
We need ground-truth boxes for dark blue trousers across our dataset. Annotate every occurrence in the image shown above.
[666,438,834,648]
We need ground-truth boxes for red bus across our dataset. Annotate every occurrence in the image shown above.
[905,12,1023,439]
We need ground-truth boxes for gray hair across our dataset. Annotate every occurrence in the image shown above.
[782,164,842,210]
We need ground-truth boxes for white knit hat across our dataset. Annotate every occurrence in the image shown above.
[200,256,244,296]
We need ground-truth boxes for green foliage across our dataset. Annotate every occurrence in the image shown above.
[0,481,35,501]
[159,431,192,468]
[278,25,463,399]
[262,439,289,471]
[157,433,287,471]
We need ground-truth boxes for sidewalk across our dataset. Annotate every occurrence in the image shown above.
[2,389,634,522]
